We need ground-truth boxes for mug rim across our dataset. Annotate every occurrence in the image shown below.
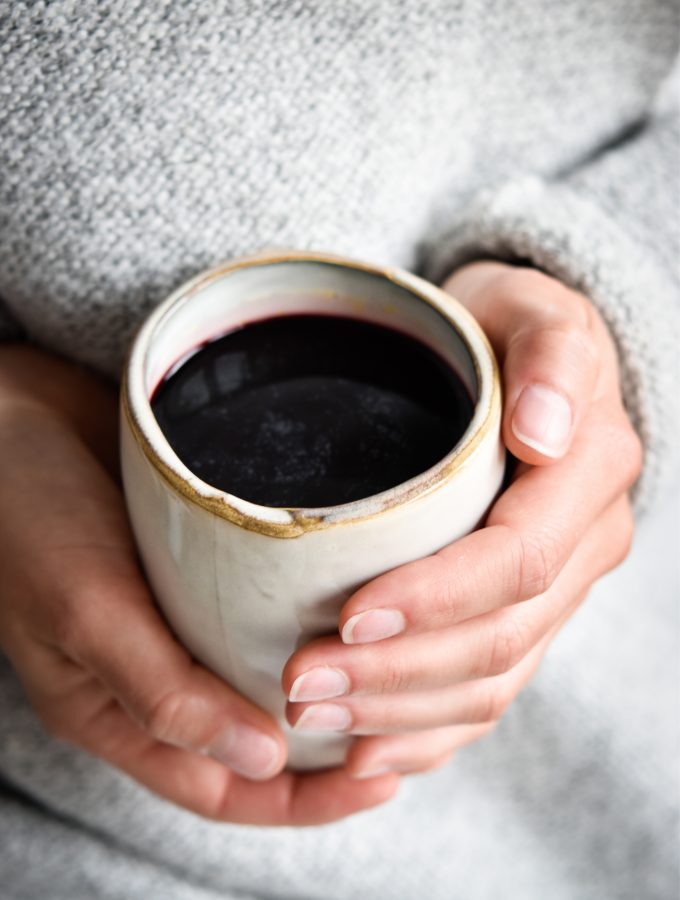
[122,250,502,537]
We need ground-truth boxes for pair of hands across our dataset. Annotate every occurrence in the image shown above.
[0,262,641,826]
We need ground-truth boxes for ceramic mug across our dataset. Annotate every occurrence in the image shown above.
[121,251,505,770]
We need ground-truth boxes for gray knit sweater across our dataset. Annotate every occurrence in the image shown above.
[0,2,678,898]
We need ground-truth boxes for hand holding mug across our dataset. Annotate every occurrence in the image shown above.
[0,345,398,826]
[284,261,642,777]
[0,258,641,827]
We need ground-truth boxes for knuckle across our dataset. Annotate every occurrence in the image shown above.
[545,284,593,331]
[556,320,599,367]
[428,555,464,622]
[379,659,411,695]
[511,317,599,378]
[515,527,562,600]
[142,688,197,745]
[484,616,531,677]
[483,522,564,603]
[52,600,99,662]
[475,681,512,724]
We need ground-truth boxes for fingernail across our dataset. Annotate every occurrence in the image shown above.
[342,609,405,644]
[512,384,573,457]
[294,703,352,732]
[289,667,350,702]
[206,724,281,780]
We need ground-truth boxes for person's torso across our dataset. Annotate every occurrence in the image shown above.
[0,0,676,373]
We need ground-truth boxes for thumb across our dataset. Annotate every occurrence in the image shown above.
[103,587,287,780]
[50,548,288,781]
[444,263,600,465]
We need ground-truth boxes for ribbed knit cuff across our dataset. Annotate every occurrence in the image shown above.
[424,176,680,513]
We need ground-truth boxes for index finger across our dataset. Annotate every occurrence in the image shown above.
[339,400,641,642]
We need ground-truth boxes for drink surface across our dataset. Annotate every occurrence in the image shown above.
[151,314,473,508]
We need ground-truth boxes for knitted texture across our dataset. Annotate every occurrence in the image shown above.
[1,499,677,900]
[0,2,679,898]
[1,1,679,509]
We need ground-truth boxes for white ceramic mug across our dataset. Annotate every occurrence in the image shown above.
[121,251,505,770]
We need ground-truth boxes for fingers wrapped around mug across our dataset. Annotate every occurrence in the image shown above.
[283,495,633,742]
[283,261,641,769]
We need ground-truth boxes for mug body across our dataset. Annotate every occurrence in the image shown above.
[121,251,505,769]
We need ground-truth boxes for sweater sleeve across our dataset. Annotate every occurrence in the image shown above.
[423,69,680,514]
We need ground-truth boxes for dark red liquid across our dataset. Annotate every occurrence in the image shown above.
[151,314,473,508]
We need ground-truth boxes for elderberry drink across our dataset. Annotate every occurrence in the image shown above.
[151,314,474,508]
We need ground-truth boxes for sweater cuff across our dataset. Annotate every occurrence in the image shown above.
[423,176,680,513]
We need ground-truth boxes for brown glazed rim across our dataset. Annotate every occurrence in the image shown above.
[122,250,502,538]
